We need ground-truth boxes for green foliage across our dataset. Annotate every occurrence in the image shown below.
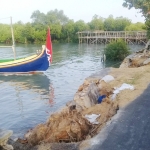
[88,15,104,30]
[114,17,131,31]
[0,24,12,43]
[104,15,115,31]
[46,9,69,25]
[31,9,69,25]
[62,20,75,42]
[74,20,89,32]
[31,10,46,24]
[125,22,146,31]
[104,15,131,31]
[33,29,46,43]
[104,39,130,61]
[51,23,62,39]
[0,9,146,44]
[123,0,150,19]
[123,0,150,39]
[145,20,150,38]
[72,20,89,42]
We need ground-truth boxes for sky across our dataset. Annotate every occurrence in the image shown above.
[0,0,145,24]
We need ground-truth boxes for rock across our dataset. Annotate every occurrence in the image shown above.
[120,54,146,68]
[74,93,81,101]
[66,100,76,107]
[78,85,84,91]
[85,77,99,84]
[143,58,150,65]
[120,54,136,68]
[66,100,83,112]
[21,67,121,148]
[7,138,79,150]
[87,83,100,104]
[24,81,101,145]
[8,139,35,150]
[136,48,145,53]
[74,83,99,109]
[120,41,150,68]
[98,80,113,96]
[145,39,150,49]
[0,129,13,150]
[100,75,114,83]
[83,80,90,86]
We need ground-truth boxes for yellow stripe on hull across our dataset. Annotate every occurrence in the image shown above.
[0,50,45,68]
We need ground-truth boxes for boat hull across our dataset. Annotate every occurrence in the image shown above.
[0,50,50,73]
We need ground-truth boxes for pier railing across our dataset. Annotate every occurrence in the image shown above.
[77,31,147,45]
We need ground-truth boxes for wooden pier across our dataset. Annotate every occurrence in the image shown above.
[77,31,147,45]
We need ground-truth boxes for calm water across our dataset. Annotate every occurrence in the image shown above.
[0,43,144,138]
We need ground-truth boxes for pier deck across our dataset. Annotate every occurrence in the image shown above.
[77,31,147,45]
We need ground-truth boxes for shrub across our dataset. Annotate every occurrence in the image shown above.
[104,39,130,61]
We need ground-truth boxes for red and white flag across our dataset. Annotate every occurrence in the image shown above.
[46,27,52,64]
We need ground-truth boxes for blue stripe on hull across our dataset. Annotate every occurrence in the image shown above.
[0,51,50,73]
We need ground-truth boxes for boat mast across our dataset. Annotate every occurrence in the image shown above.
[10,16,16,60]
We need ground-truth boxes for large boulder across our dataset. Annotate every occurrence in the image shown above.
[74,83,100,109]
[143,58,150,65]
[0,129,13,150]
[120,46,150,68]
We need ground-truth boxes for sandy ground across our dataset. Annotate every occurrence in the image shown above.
[110,65,150,108]
[78,65,150,140]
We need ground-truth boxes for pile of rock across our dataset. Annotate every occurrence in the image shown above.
[24,73,119,146]
[120,40,150,68]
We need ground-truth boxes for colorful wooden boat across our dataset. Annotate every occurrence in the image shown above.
[0,46,50,73]
[0,19,52,74]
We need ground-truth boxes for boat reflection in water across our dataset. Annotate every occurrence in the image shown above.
[0,74,55,137]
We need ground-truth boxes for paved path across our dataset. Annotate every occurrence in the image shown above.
[85,84,150,150]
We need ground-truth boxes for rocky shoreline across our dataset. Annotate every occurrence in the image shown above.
[2,46,150,150]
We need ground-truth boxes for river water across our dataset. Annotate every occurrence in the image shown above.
[0,43,144,138]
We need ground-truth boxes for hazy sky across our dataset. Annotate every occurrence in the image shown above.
[0,0,145,24]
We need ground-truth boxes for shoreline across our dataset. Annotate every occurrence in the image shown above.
[2,48,150,150]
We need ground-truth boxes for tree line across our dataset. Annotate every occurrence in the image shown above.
[123,0,150,38]
[0,9,146,44]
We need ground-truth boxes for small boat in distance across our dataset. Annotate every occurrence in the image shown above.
[0,17,52,74]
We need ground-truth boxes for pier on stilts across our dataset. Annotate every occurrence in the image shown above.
[77,31,147,45]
